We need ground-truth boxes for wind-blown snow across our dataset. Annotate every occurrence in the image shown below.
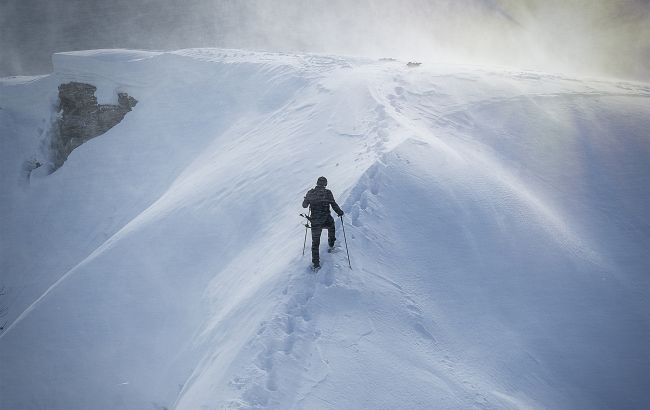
[1,49,648,409]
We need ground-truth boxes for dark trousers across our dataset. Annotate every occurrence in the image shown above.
[311,217,335,265]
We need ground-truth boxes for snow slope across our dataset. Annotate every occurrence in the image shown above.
[1,49,648,409]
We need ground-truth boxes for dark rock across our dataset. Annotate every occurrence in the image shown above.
[51,82,137,170]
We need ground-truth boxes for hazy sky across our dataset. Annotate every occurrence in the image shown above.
[1,0,648,80]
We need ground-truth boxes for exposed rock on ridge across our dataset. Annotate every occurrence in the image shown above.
[51,82,137,170]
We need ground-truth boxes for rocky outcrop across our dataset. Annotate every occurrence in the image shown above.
[51,82,137,170]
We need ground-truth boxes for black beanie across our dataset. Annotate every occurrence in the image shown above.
[317,176,327,186]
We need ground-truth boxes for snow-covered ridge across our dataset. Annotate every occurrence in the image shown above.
[1,49,649,409]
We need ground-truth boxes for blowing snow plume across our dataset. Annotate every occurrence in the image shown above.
[1,0,649,80]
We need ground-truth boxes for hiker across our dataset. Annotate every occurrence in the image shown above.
[302,176,344,269]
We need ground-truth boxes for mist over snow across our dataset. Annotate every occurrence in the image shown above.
[1,46,649,409]
[1,1,650,409]
[1,0,649,80]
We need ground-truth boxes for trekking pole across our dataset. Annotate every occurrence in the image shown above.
[340,215,352,269]
[302,210,311,256]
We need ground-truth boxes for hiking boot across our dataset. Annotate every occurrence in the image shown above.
[327,243,340,253]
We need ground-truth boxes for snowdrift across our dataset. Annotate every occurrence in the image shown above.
[1,49,648,409]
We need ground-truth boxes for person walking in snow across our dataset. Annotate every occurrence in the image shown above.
[302,176,344,270]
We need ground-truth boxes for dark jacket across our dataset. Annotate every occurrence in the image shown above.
[302,186,343,227]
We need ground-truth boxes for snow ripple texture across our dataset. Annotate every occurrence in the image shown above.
[1,49,649,410]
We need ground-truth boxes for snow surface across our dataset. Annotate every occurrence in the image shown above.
[1,48,649,409]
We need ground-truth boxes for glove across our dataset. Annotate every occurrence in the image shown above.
[337,211,344,217]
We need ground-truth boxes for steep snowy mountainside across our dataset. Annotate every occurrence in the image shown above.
[1,49,649,409]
